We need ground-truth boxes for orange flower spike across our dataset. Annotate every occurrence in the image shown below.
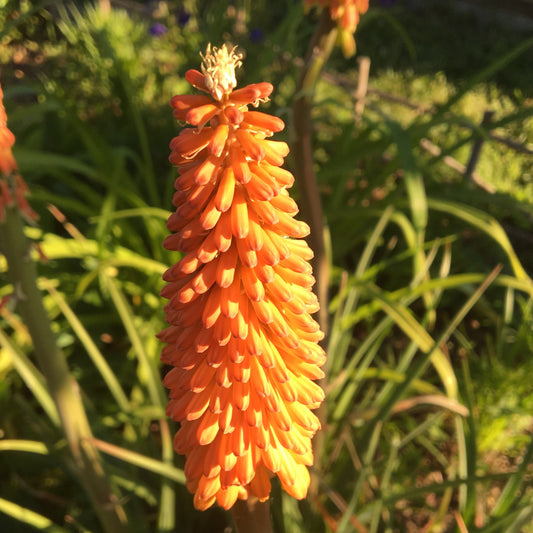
[0,84,17,218]
[0,89,17,177]
[0,84,38,222]
[160,44,326,512]
[304,0,369,57]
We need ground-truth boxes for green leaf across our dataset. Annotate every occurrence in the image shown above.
[386,119,427,232]
[103,275,166,408]
[361,267,501,444]
[0,440,49,455]
[13,148,100,180]
[41,279,131,413]
[428,198,532,284]
[0,497,68,532]
[0,330,60,426]
[365,284,458,399]
[91,438,185,485]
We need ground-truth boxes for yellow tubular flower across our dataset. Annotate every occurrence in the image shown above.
[159,44,326,511]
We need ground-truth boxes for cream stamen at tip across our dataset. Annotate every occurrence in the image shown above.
[201,43,243,101]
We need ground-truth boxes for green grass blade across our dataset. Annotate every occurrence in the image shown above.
[364,284,458,399]
[482,504,533,533]
[0,497,68,532]
[454,332,480,520]
[106,254,167,276]
[90,438,185,485]
[355,206,395,278]
[491,433,533,518]
[369,434,400,533]
[343,273,533,328]
[362,266,501,442]
[89,207,171,223]
[327,207,394,377]
[0,439,49,455]
[31,233,167,276]
[428,198,531,284]
[337,422,383,533]
[387,120,427,233]
[503,505,533,533]
[103,275,176,531]
[111,475,157,507]
[398,412,445,449]
[330,317,392,421]
[103,275,165,408]
[13,148,100,180]
[41,279,131,413]
[157,419,176,533]
[0,329,60,426]
[280,494,305,533]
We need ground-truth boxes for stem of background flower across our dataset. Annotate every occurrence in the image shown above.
[231,497,272,533]
[292,8,337,337]
[292,8,337,497]
[0,205,128,533]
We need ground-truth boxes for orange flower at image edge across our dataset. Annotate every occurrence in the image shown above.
[0,85,17,176]
[0,84,37,222]
[158,44,326,511]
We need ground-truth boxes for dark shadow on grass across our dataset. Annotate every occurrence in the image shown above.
[355,0,533,97]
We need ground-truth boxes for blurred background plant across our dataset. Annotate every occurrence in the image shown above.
[1,0,533,531]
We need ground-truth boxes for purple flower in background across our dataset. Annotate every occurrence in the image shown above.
[150,23,168,36]
[249,27,264,44]
[177,8,191,26]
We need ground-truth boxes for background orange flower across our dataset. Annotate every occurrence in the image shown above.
[0,84,18,178]
[304,0,369,56]
[0,84,37,222]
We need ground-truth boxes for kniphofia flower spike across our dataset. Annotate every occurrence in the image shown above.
[159,44,326,511]
[305,0,369,57]
[0,84,37,222]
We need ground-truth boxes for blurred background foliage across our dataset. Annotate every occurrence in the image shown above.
[1,0,533,531]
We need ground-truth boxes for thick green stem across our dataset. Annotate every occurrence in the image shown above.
[0,206,127,533]
[292,9,337,338]
[292,8,338,498]
[231,498,272,533]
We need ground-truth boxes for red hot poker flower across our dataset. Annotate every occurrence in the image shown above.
[0,84,37,222]
[0,85,17,177]
[159,44,326,511]
[305,0,369,57]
